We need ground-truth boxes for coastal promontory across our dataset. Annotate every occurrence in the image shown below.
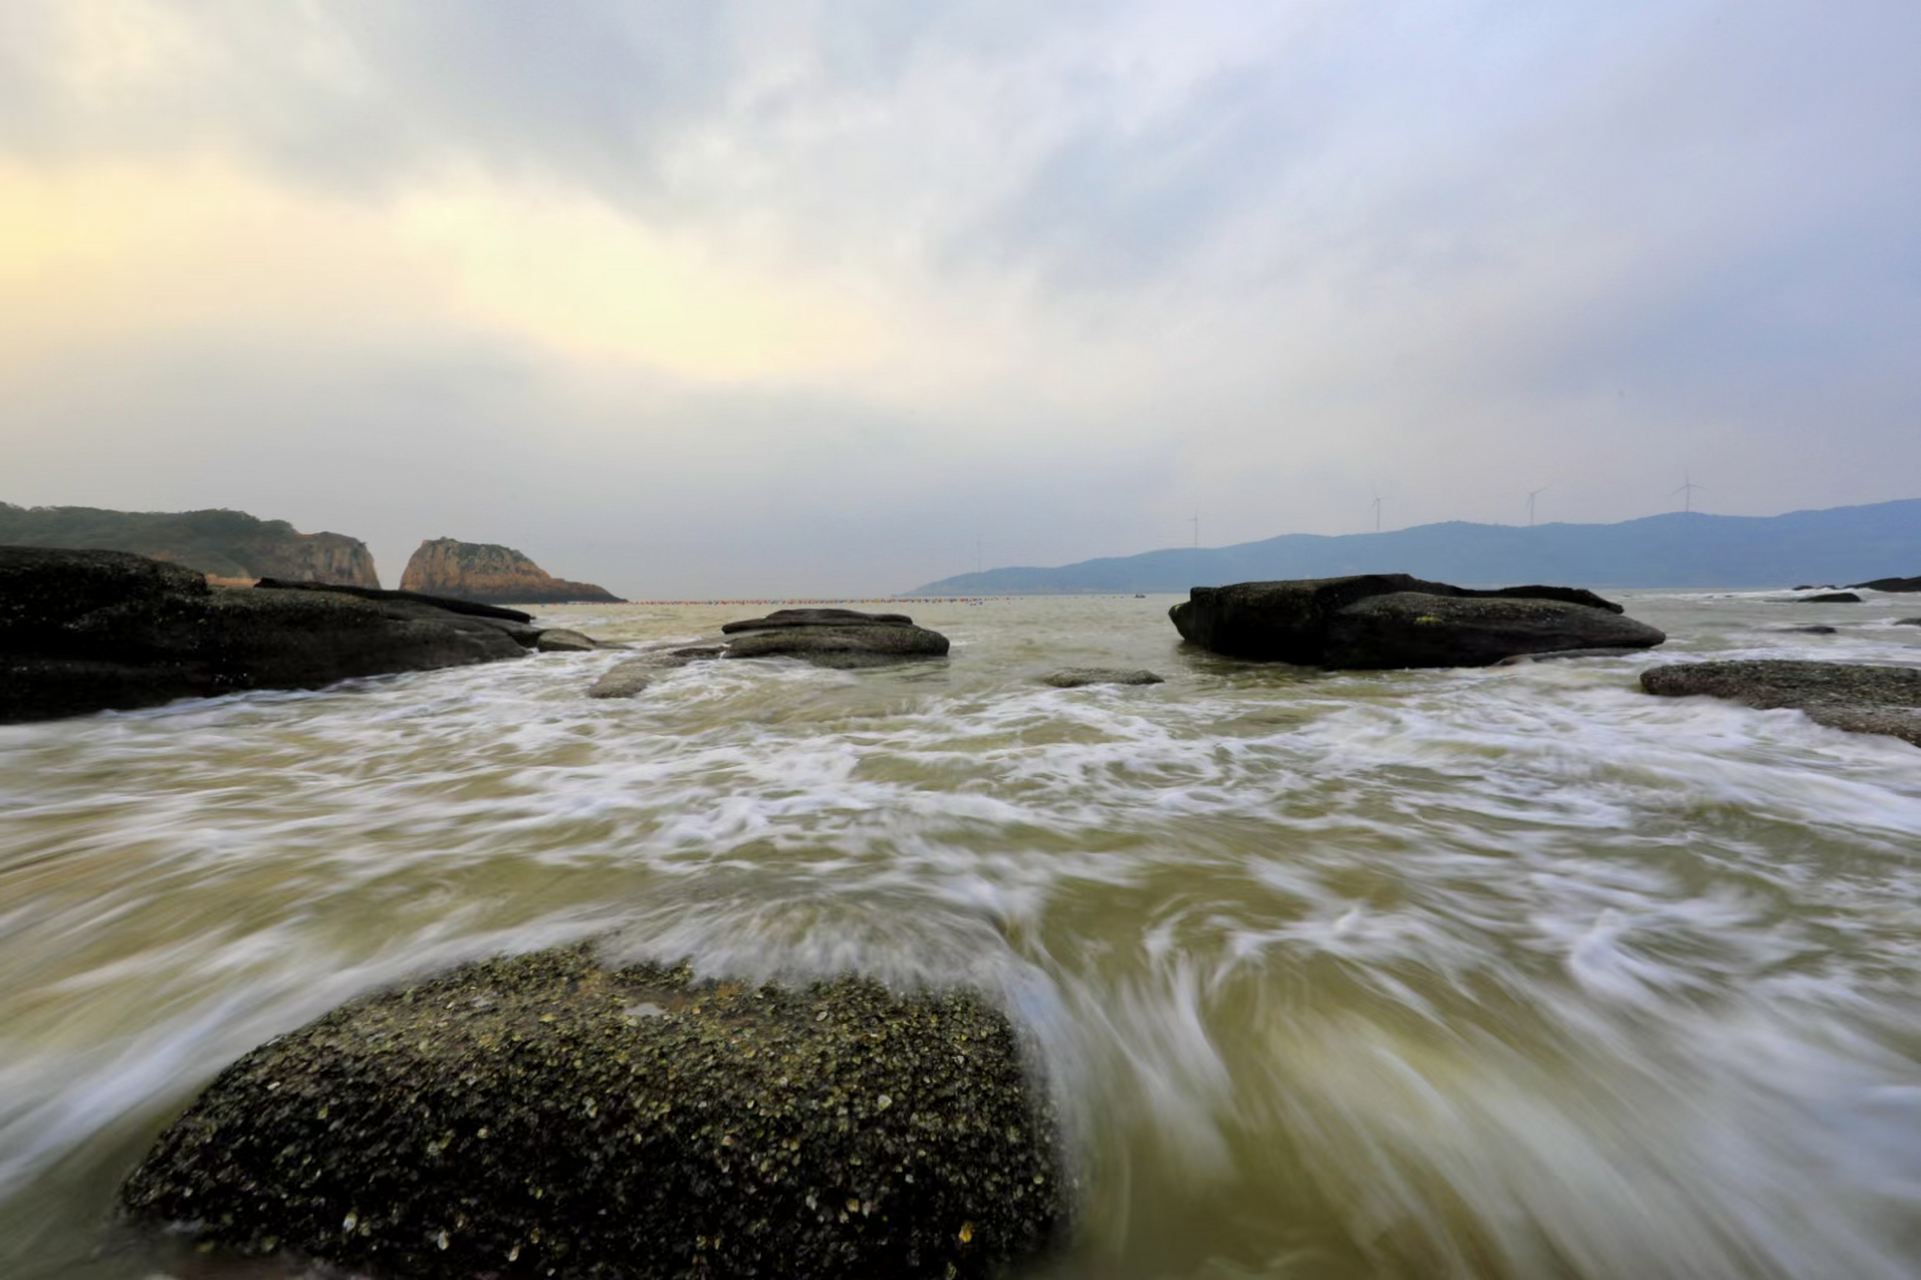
[0,503,378,586]
[400,538,621,605]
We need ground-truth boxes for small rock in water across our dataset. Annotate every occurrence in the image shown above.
[1793,592,1862,604]
[535,628,599,652]
[719,609,949,668]
[1894,618,1921,627]
[586,659,654,699]
[1040,668,1165,688]
[1776,625,1838,635]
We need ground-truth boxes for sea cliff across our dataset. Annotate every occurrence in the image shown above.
[399,538,620,605]
[0,504,379,587]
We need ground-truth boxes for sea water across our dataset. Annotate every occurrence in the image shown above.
[1,591,1918,1280]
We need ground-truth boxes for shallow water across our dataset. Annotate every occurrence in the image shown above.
[2,590,1920,1280]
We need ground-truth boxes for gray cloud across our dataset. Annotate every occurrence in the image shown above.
[4,0,1919,592]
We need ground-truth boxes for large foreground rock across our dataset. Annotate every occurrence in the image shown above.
[1,546,525,723]
[1170,575,1663,669]
[121,945,1070,1279]
[720,609,949,668]
[1641,660,1921,746]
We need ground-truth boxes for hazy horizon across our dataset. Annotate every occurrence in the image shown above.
[6,2,1918,597]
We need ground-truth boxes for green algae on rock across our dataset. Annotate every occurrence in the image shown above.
[119,945,1071,1279]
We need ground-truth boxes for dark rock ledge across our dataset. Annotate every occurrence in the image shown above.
[120,944,1071,1280]
[720,608,950,669]
[1170,574,1663,669]
[1,547,529,723]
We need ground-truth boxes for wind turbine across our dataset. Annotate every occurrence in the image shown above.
[1671,467,1704,513]
[1370,494,1384,533]
[1527,486,1548,527]
[1189,512,1199,549]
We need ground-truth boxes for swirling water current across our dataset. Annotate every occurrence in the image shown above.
[2,591,1920,1280]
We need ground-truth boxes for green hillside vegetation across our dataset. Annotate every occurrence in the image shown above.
[0,504,379,586]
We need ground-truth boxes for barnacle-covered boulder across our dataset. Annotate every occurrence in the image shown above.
[120,945,1071,1279]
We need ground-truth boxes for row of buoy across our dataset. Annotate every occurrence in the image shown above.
[623,597,1005,606]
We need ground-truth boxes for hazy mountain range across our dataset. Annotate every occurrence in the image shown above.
[908,500,1921,596]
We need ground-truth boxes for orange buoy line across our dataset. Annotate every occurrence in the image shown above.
[621,597,1010,605]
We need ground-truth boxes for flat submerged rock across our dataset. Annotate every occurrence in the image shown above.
[120,945,1071,1279]
[1641,659,1921,746]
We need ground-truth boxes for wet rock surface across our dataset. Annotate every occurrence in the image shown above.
[1849,575,1921,592]
[1794,592,1862,604]
[535,628,600,653]
[120,945,1071,1280]
[1641,659,1921,746]
[252,579,534,623]
[720,609,949,668]
[1170,575,1660,669]
[2,547,526,723]
[587,659,658,698]
[1492,647,1651,665]
[1040,668,1165,687]
[587,646,725,698]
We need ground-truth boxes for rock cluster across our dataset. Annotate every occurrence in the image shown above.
[1170,575,1664,669]
[1641,660,1921,746]
[1,547,528,723]
[401,538,621,606]
[719,609,950,669]
[120,945,1070,1280]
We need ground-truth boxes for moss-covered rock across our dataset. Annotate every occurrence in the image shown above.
[120,945,1071,1279]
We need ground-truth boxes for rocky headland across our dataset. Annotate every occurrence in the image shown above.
[1170,574,1664,668]
[0,503,378,586]
[401,538,621,605]
[1,547,534,723]
[120,943,1071,1280]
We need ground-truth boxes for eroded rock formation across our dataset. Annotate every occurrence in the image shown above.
[400,538,620,605]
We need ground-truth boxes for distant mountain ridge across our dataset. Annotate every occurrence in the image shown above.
[908,500,1921,595]
[0,504,379,586]
[400,538,620,605]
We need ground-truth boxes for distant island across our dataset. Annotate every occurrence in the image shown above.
[400,538,621,605]
[908,499,1921,595]
[0,503,378,587]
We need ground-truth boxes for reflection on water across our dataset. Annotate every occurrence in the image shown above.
[2,591,1919,1279]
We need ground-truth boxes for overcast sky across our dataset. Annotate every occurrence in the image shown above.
[4,1,1918,596]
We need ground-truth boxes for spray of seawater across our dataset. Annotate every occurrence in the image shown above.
[1,592,1918,1278]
